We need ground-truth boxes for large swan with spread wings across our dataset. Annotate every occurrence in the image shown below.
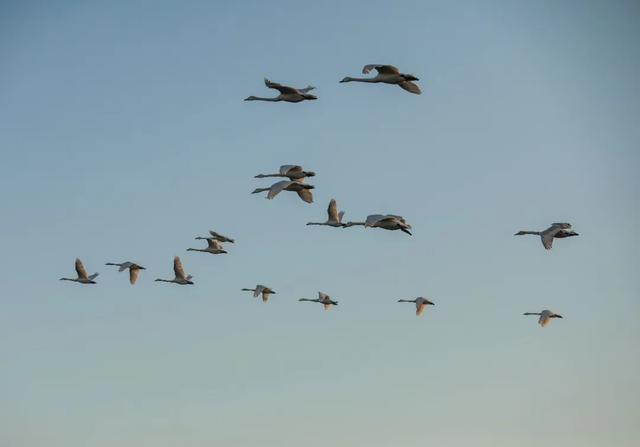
[245,78,317,102]
[340,64,421,94]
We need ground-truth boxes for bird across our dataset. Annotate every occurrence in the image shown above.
[105,261,146,285]
[514,223,579,250]
[299,292,338,310]
[154,256,194,285]
[523,310,563,327]
[245,78,317,103]
[340,64,421,94]
[241,285,277,303]
[344,214,412,235]
[188,237,228,254]
[252,180,314,203]
[60,258,99,284]
[307,198,346,227]
[254,165,316,181]
[207,230,235,244]
[397,297,435,316]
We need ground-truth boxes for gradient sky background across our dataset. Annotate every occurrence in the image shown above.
[1,1,639,446]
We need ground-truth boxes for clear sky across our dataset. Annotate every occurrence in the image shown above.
[1,1,639,446]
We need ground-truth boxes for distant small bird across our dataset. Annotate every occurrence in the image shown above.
[307,198,346,227]
[105,261,146,285]
[344,214,412,235]
[523,309,563,327]
[60,258,99,284]
[514,223,579,250]
[299,292,338,310]
[155,256,194,285]
[254,165,316,181]
[397,297,435,316]
[252,180,314,203]
[241,285,277,303]
[208,230,235,244]
[245,78,317,103]
[188,237,228,254]
[340,64,421,94]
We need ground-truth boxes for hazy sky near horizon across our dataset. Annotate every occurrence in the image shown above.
[1,1,639,446]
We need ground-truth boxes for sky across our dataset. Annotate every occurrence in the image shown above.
[0,0,639,446]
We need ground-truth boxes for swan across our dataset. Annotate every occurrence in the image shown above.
[344,214,412,235]
[155,256,194,285]
[60,258,99,284]
[299,292,338,310]
[188,237,228,254]
[207,230,234,244]
[340,64,421,94]
[252,180,314,203]
[397,297,435,316]
[245,78,317,103]
[241,285,277,303]
[523,309,563,327]
[254,165,316,181]
[514,223,579,250]
[105,261,146,285]
[307,198,346,227]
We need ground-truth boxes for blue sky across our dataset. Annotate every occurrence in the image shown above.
[1,1,639,446]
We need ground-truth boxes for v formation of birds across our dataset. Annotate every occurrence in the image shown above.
[61,64,579,327]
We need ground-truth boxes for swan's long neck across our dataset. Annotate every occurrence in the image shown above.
[60,277,76,282]
[248,96,280,102]
[187,248,205,252]
[255,173,283,178]
[518,231,540,235]
[523,312,541,315]
[252,187,270,194]
[345,221,365,227]
[343,77,379,83]
[306,222,325,226]
[155,279,171,282]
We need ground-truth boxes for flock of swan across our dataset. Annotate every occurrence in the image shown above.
[60,64,579,327]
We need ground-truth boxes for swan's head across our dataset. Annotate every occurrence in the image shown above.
[553,314,563,319]
[339,77,352,83]
[303,184,315,190]
[403,74,419,81]
[303,171,316,177]
[514,231,527,236]
[303,94,317,100]
[244,96,258,101]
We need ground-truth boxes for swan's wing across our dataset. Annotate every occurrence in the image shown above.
[264,78,297,94]
[262,292,270,303]
[416,302,426,316]
[279,165,301,175]
[118,262,133,272]
[541,226,564,250]
[254,285,265,298]
[539,315,550,327]
[207,238,223,250]
[551,223,572,229]
[338,211,345,223]
[318,292,330,301]
[173,256,186,280]
[88,273,99,280]
[75,258,89,280]
[297,189,313,203]
[129,268,140,285]
[365,214,386,226]
[323,303,331,311]
[327,199,339,221]
[267,180,292,199]
[297,85,315,93]
[362,64,399,75]
[398,80,421,94]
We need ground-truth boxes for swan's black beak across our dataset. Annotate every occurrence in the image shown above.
[401,228,413,236]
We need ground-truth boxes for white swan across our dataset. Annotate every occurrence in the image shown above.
[188,237,228,254]
[241,285,277,303]
[255,165,316,181]
[105,261,146,285]
[245,78,317,103]
[523,309,563,327]
[515,223,579,250]
[252,180,314,203]
[299,292,338,310]
[307,198,346,227]
[397,297,435,316]
[155,256,194,285]
[344,214,412,235]
[60,258,99,284]
[340,64,421,94]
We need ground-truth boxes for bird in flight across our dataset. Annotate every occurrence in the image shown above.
[299,292,338,310]
[523,309,563,327]
[155,256,194,285]
[241,285,277,303]
[307,198,346,228]
[105,261,146,285]
[344,214,412,235]
[245,78,317,103]
[514,223,578,250]
[60,258,99,284]
[397,297,435,316]
[252,179,315,203]
[254,165,316,181]
[340,64,421,94]
[188,237,228,255]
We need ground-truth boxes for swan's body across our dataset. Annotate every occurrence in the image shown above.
[242,285,277,303]
[245,78,317,103]
[208,230,234,244]
[344,214,412,235]
[255,165,316,181]
[397,297,435,316]
[105,261,146,285]
[340,64,421,94]
[155,256,194,285]
[188,237,228,254]
[299,292,338,310]
[307,198,346,227]
[523,309,563,327]
[515,223,578,250]
[60,258,99,284]
[252,180,314,203]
